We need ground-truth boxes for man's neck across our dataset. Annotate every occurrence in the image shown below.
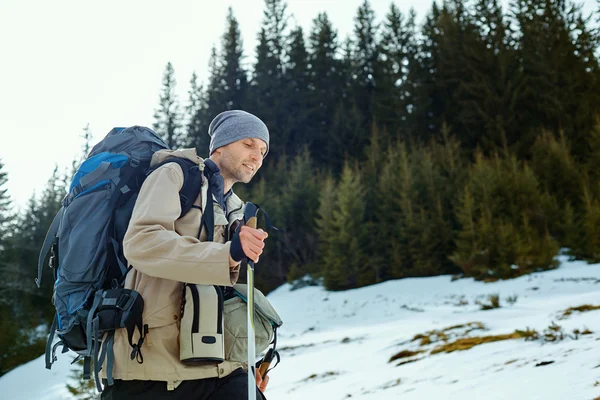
[208,155,234,193]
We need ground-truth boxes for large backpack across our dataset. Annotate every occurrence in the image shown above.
[36,126,203,391]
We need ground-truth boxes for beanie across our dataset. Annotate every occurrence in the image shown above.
[208,110,269,156]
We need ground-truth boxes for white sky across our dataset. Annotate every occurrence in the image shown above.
[0,0,597,210]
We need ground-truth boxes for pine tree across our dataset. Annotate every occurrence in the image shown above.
[281,26,310,155]
[185,72,209,152]
[531,131,581,209]
[219,7,248,110]
[247,0,290,159]
[70,123,93,180]
[452,152,559,279]
[350,0,379,131]
[328,101,366,172]
[375,5,417,137]
[153,62,184,148]
[460,0,521,153]
[0,159,11,244]
[66,359,96,399]
[315,174,337,284]
[510,0,599,158]
[307,12,343,164]
[328,162,370,289]
[0,158,16,307]
[277,149,320,279]
[406,2,443,142]
[0,166,66,376]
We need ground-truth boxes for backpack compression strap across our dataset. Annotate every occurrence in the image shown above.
[36,207,64,288]
[85,289,147,392]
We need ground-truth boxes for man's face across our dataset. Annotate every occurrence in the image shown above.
[214,137,267,184]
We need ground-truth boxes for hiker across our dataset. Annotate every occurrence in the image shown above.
[100,110,271,399]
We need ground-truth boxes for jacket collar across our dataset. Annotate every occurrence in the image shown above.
[203,159,231,212]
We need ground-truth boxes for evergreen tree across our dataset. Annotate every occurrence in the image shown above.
[248,0,290,159]
[580,185,600,262]
[460,0,521,153]
[277,148,320,278]
[153,62,184,148]
[510,0,600,158]
[66,359,96,399]
[315,173,337,284]
[188,9,249,156]
[281,26,311,155]
[406,2,444,142]
[452,152,559,279]
[218,7,248,110]
[0,165,65,376]
[328,101,366,172]
[322,161,369,290]
[375,5,417,137]
[0,159,11,244]
[307,12,343,164]
[0,159,16,308]
[185,72,209,152]
[362,124,388,281]
[187,47,222,156]
[531,131,581,209]
[70,123,93,179]
[350,0,379,131]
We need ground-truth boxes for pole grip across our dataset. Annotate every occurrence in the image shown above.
[258,348,274,378]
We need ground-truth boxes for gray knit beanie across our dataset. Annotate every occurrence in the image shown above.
[208,110,270,156]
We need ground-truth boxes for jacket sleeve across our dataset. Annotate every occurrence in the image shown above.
[123,162,235,286]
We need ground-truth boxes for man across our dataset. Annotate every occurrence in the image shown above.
[101,110,271,399]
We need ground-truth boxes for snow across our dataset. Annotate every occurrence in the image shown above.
[1,255,599,399]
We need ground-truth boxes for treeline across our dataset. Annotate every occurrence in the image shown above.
[0,0,599,376]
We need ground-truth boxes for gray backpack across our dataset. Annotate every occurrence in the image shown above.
[36,126,203,392]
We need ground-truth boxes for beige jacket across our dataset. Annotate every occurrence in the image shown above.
[106,148,245,390]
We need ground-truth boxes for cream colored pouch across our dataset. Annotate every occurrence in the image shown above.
[179,284,225,365]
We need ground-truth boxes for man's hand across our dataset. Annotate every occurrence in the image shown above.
[256,371,269,393]
[230,226,268,264]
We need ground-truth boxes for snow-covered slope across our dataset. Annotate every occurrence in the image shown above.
[1,255,599,400]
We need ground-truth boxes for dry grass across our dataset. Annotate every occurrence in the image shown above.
[389,349,424,363]
[572,328,593,337]
[411,322,486,346]
[514,328,540,340]
[430,332,523,354]
[395,358,423,367]
[479,294,501,310]
[302,371,338,382]
[559,304,600,319]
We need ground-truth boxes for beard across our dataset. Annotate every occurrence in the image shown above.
[219,152,256,184]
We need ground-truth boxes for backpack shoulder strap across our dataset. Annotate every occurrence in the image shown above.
[147,157,203,218]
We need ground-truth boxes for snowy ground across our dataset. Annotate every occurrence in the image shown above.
[1,255,599,399]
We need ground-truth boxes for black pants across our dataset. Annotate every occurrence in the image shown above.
[100,368,266,400]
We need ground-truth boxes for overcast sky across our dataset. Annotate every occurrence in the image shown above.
[1,0,597,210]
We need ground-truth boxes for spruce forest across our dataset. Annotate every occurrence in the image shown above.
[0,0,599,377]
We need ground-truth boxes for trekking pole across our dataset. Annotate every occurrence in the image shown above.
[244,202,260,400]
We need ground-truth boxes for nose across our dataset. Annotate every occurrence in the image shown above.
[250,148,261,162]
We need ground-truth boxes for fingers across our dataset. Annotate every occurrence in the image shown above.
[256,372,269,393]
[239,226,268,262]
